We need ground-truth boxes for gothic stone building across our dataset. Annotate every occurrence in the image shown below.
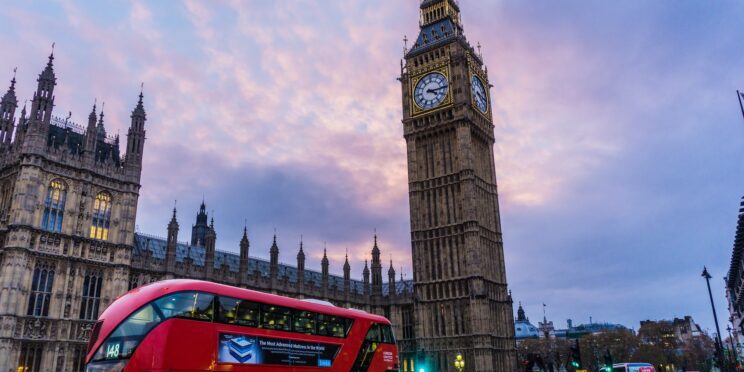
[0,54,414,371]
[400,0,517,370]
[0,53,145,371]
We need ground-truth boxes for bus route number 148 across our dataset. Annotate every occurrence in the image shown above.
[105,343,121,359]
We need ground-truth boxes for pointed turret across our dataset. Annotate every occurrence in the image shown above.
[321,248,329,276]
[363,260,370,296]
[191,201,209,246]
[204,216,216,278]
[269,233,279,279]
[343,251,351,281]
[96,108,107,143]
[388,258,396,283]
[343,251,351,299]
[0,73,18,145]
[165,206,179,274]
[297,238,306,295]
[387,259,397,299]
[25,51,56,150]
[30,50,56,125]
[321,247,329,298]
[296,238,305,271]
[125,87,146,175]
[93,106,107,161]
[371,234,383,297]
[84,101,98,154]
[13,101,27,147]
[238,225,249,284]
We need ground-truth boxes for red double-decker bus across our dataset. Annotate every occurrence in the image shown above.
[85,279,399,371]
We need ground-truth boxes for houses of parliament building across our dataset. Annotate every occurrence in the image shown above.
[0,0,517,371]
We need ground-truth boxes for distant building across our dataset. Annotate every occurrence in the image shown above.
[638,316,704,345]
[514,304,540,343]
[538,316,555,338]
[544,318,628,339]
[513,305,627,341]
[726,196,744,349]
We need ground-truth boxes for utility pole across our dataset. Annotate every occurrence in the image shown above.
[702,267,725,369]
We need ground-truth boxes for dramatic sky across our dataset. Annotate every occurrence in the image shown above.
[1,0,744,334]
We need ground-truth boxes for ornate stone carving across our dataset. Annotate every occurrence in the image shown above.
[76,322,93,341]
[25,318,47,339]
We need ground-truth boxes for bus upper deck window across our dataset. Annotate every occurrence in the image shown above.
[153,292,214,321]
[293,310,316,334]
[217,296,240,324]
[261,304,291,331]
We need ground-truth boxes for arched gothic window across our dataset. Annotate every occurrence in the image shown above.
[27,263,55,317]
[41,180,66,232]
[80,271,103,320]
[90,192,112,241]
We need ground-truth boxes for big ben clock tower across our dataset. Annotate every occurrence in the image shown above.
[400,0,517,370]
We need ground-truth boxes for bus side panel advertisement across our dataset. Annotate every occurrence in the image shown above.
[217,333,340,367]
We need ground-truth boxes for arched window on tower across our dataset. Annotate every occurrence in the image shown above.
[80,270,103,320]
[27,262,55,317]
[42,179,66,232]
[90,192,112,241]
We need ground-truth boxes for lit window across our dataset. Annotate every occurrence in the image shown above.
[41,180,66,232]
[18,343,43,372]
[90,192,112,241]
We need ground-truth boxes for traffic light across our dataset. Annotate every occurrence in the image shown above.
[569,340,582,369]
[603,349,613,371]
[416,349,427,372]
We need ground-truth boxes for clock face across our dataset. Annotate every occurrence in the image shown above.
[471,75,488,113]
[414,72,449,110]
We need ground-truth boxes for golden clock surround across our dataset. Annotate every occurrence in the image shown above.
[409,66,453,118]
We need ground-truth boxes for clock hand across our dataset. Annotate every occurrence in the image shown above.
[427,86,449,94]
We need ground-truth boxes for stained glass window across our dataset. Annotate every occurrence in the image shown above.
[90,192,112,241]
[41,180,66,232]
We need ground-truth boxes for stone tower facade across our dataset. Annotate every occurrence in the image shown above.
[0,52,146,371]
[400,0,517,370]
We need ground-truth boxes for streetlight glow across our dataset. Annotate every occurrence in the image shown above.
[454,353,465,372]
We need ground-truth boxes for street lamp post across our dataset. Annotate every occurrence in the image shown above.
[702,267,726,369]
[454,353,465,372]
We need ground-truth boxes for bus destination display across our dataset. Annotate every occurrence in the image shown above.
[218,333,340,367]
